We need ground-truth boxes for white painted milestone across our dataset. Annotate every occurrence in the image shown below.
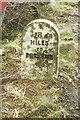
[21,19,60,80]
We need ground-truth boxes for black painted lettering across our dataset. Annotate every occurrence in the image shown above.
[26,52,53,60]
[30,53,34,59]
[34,32,38,39]
[36,40,37,45]
[34,53,39,58]
[42,40,44,45]
[48,54,53,60]
[38,32,42,38]
[31,40,35,45]
[45,41,49,46]
[38,40,41,45]
[26,53,29,58]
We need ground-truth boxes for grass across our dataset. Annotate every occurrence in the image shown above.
[1,1,78,118]
[60,29,74,41]
[59,1,78,4]
[50,2,74,13]
[60,44,77,62]
[37,96,54,108]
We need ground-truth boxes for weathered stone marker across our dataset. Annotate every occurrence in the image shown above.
[21,19,60,80]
